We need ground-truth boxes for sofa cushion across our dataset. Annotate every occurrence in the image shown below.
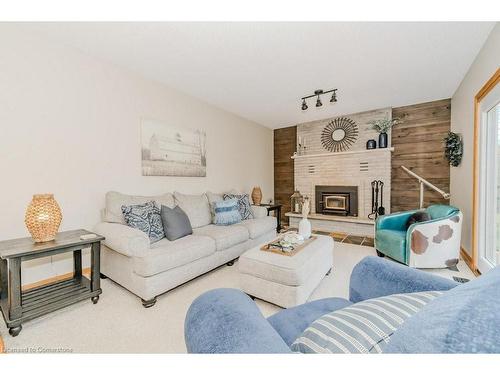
[121,201,165,243]
[133,235,216,277]
[161,205,193,241]
[174,192,212,229]
[237,216,276,239]
[252,205,269,219]
[206,191,223,206]
[104,191,174,224]
[193,224,249,251]
[375,229,407,264]
[385,266,500,353]
[291,291,443,354]
[213,198,242,226]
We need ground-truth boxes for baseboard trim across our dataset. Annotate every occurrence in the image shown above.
[460,247,480,276]
[22,268,91,292]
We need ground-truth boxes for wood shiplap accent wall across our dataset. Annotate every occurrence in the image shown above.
[274,126,296,224]
[391,99,451,212]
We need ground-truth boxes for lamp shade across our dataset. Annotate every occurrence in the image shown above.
[25,194,62,243]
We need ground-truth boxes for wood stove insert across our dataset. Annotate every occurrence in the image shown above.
[315,185,358,216]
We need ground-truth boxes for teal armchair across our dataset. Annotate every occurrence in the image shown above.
[375,205,462,268]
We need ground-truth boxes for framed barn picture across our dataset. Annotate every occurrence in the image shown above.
[141,119,207,177]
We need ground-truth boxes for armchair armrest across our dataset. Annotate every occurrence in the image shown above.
[93,222,150,258]
[252,205,268,219]
[349,256,459,303]
[376,210,418,231]
[185,288,291,353]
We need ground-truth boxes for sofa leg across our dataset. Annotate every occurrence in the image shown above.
[100,273,108,279]
[376,250,385,258]
[226,260,235,266]
[141,297,157,308]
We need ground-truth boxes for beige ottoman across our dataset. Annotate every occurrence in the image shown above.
[238,235,333,308]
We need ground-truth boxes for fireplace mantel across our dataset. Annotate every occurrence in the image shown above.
[291,147,394,160]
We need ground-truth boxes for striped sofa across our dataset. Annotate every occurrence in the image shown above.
[184,256,500,353]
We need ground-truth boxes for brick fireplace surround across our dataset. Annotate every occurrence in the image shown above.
[286,107,393,236]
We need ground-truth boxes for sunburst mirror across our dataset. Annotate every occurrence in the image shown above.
[321,117,359,152]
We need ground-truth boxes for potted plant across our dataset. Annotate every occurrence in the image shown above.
[367,118,401,148]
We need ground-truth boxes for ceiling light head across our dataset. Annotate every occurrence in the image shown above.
[316,95,322,107]
[301,99,308,111]
[330,90,337,103]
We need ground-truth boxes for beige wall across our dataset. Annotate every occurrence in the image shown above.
[0,27,273,284]
[450,23,500,255]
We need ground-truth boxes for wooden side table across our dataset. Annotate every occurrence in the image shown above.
[0,229,104,337]
[259,204,282,232]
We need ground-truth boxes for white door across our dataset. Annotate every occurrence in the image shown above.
[478,83,500,274]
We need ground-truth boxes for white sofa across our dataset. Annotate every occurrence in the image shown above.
[94,191,277,307]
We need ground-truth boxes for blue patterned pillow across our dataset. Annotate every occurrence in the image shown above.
[223,193,254,220]
[121,201,165,243]
[213,199,242,226]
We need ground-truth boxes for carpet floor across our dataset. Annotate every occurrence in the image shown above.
[0,242,474,353]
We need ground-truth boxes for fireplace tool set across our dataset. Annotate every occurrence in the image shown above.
[368,180,385,220]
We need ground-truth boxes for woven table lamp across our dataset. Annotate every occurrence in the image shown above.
[25,194,62,243]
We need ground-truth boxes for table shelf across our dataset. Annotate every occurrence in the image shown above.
[0,229,103,337]
[22,278,90,313]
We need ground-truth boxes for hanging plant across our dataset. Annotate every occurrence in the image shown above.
[444,132,463,167]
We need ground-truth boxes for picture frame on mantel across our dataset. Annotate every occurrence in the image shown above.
[140,119,207,177]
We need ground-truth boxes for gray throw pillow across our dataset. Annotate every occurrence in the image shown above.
[161,205,193,241]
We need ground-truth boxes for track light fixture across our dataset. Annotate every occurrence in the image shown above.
[330,90,337,103]
[301,89,338,111]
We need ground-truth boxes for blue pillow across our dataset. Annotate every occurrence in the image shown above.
[213,198,242,226]
[121,201,165,243]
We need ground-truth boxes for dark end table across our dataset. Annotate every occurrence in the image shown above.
[258,204,282,232]
[0,229,104,337]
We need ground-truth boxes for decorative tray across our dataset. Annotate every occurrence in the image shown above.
[260,233,317,257]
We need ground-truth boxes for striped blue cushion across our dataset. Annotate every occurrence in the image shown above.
[291,291,443,354]
[213,198,242,226]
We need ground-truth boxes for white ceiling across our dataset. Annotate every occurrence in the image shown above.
[22,22,495,128]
